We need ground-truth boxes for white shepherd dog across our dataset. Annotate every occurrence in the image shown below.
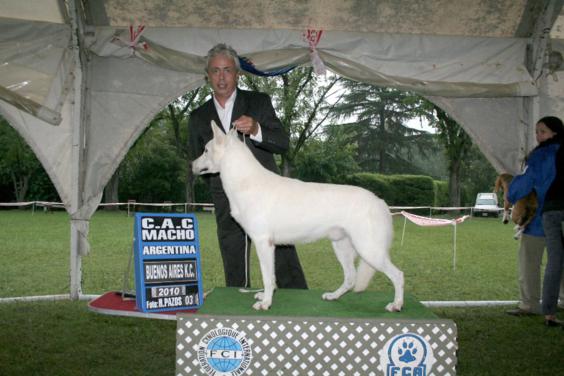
[192,121,404,312]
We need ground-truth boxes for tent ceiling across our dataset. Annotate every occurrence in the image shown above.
[2,0,562,39]
[0,0,67,24]
[0,0,550,39]
[88,0,539,38]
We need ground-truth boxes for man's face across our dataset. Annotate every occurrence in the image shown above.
[207,54,238,100]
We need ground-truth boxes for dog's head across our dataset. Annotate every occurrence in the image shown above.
[192,120,228,175]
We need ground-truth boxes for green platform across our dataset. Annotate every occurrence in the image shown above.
[198,287,437,319]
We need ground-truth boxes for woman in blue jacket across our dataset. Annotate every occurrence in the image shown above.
[508,116,564,326]
[506,124,564,317]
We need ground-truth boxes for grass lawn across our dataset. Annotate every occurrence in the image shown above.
[1,209,563,375]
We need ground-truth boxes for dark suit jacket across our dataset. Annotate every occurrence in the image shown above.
[188,89,289,193]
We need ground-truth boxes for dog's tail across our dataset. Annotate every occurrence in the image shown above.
[353,259,376,292]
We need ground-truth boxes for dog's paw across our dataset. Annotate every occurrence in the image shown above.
[252,301,271,311]
[254,292,264,301]
[513,227,524,240]
[385,302,402,312]
[322,292,339,301]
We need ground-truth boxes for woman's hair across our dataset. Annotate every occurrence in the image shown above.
[538,116,564,141]
[205,43,241,74]
[525,116,564,162]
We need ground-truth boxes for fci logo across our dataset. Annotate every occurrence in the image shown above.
[380,333,436,376]
[197,328,252,376]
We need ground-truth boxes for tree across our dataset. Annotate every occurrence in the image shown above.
[118,120,186,203]
[430,105,474,207]
[157,87,211,205]
[292,123,360,183]
[459,144,499,206]
[108,86,212,205]
[240,68,344,176]
[0,117,58,202]
[331,82,435,174]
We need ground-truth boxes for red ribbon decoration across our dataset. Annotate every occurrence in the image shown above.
[128,24,149,51]
[303,29,324,51]
[303,29,326,75]
[112,24,149,55]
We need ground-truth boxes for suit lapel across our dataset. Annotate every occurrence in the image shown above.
[231,89,248,128]
[205,99,225,134]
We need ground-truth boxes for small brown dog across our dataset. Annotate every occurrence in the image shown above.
[494,173,538,239]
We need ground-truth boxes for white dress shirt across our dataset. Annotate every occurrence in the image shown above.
[213,90,263,142]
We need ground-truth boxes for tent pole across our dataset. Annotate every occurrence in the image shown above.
[452,223,457,271]
[70,224,82,299]
[69,0,86,300]
[523,0,560,159]
[401,215,407,247]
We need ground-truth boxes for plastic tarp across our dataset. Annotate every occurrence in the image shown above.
[1,22,544,210]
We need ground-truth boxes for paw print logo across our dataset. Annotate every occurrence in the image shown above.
[398,341,417,363]
[380,333,436,374]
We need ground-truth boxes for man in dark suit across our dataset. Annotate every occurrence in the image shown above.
[188,43,308,289]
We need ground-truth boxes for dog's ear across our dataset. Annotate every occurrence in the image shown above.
[210,120,225,144]
[227,128,238,138]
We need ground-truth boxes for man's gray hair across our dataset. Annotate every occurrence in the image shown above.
[205,43,241,73]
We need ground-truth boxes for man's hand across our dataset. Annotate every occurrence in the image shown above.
[232,115,258,136]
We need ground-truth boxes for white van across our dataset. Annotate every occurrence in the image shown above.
[473,192,501,217]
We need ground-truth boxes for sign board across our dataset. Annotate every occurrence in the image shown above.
[133,212,203,312]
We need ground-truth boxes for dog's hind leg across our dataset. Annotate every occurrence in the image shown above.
[322,236,357,301]
[378,259,404,312]
[361,254,404,312]
[252,237,276,310]
[351,225,403,311]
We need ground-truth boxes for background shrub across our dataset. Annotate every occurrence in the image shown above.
[344,173,446,212]
[433,180,449,207]
[342,173,395,203]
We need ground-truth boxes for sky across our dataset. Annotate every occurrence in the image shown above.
[407,117,435,133]
[324,72,436,134]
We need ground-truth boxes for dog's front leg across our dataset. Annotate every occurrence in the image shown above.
[502,207,511,224]
[253,237,276,310]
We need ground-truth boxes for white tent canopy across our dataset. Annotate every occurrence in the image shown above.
[2,0,564,298]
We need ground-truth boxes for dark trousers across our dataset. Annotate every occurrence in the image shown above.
[213,191,308,289]
[541,210,564,315]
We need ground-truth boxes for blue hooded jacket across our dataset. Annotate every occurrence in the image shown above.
[507,140,560,237]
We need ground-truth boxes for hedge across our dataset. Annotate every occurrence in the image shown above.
[196,172,449,209]
[341,173,395,203]
[343,173,447,208]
